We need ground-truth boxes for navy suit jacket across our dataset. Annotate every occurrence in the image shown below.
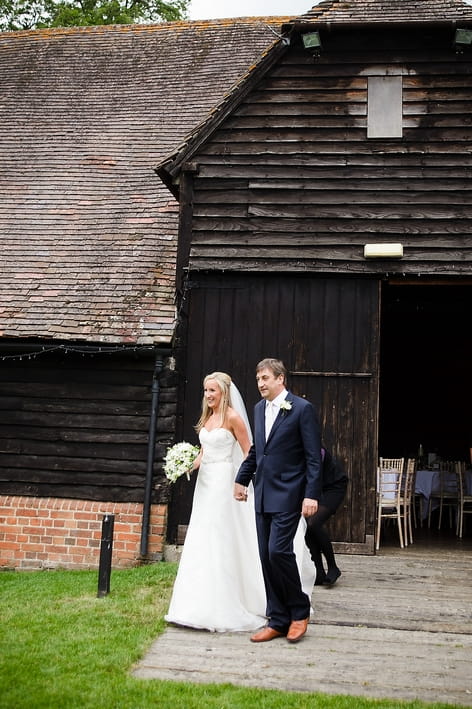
[236,392,322,514]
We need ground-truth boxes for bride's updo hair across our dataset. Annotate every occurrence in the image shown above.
[195,371,232,433]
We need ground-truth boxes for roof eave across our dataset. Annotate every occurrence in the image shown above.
[283,19,472,33]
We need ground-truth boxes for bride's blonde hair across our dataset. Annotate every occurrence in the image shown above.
[195,371,232,433]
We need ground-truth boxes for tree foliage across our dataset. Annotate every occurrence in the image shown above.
[0,0,189,30]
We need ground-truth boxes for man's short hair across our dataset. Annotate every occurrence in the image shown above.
[256,358,287,383]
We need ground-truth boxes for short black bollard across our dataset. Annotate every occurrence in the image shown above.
[97,514,115,598]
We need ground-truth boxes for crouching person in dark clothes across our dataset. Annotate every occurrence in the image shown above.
[305,447,348,587]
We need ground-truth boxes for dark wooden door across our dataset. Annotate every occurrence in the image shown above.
[169,273,380,552]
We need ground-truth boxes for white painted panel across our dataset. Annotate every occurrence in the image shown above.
[367,75,403,138]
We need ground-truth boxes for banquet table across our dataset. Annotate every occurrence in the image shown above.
[415,468,472,520]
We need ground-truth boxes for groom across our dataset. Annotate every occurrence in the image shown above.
[234,358,322,643]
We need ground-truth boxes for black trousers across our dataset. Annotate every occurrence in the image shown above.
[304,483,347,577]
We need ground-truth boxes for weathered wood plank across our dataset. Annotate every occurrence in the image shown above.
[142,549,472,705]
[192,216,472,235]
[0,480,149,502]
[211,153,471,170]
[191,232,472,249]
[187,257,471,276]
[0,351,177,504]
[190,245,471,263]
[0,436,149,459]
[201,140,472,154]
[0,396,151,415]
[247,85,472,102]
[196,189,472,205]
[0,466,147,485]
[212,125,472,142]
[0,454,148,474]
[271,62,472,80]
[193,202,472,220]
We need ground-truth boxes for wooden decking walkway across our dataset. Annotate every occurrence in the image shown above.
[133,537,472,706]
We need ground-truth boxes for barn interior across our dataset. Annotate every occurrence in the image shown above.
[379,279,471,543]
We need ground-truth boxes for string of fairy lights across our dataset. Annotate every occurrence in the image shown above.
[0,343,166,362]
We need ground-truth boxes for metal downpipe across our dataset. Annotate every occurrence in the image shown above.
[140,354,164,558]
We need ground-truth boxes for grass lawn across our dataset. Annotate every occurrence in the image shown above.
[0,563,458,709]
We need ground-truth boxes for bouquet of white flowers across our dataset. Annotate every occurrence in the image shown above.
[163,441,200,483]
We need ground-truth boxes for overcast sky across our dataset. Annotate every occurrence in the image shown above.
[188,0,318,20]
[188,0,472,20]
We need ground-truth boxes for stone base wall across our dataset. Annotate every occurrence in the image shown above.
[0,495,167,570]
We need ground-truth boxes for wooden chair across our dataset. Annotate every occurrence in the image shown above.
[435,461,459,530]
[376,458,405,550]
[456,461,472,539]
[379,457,405,475]
[402,458,416,546]
[412,465,424,529]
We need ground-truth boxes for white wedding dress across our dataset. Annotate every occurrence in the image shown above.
[165,427,316,633]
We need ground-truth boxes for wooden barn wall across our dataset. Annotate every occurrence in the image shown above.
[168,273,379,550]
[186,27,472,275]
[0,348,177,504]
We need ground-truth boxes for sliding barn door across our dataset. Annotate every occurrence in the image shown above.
[168,273,380,552]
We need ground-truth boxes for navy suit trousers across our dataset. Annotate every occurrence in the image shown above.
[255,509,311,631]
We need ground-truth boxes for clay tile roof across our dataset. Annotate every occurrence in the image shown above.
[0,19,287,345]
[297,0,472,23]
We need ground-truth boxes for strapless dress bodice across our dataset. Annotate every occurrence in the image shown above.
[199,427,235,465]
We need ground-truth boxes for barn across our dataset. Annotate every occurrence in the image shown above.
[159,0,472,553]
[0,18,289,567]
[1,0,471,567]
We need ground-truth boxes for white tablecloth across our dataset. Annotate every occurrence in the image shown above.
[415,468,472,519]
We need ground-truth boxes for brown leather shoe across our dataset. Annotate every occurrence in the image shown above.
[250,626,285,643]
[286,618,309,643]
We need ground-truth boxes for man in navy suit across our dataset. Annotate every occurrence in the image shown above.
[234,358,322,643]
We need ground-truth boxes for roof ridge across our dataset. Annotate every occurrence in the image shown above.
[295,0,472,23]
[0,16,293,39]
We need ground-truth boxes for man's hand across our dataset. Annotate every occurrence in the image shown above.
[302,498,318,517]
[234,483,248,502]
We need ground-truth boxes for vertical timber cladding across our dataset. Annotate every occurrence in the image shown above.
[181,273,380,551]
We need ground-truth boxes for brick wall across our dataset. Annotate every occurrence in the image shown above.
[0,495,167,570]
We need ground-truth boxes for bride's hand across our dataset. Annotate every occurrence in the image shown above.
[233,483,248,502]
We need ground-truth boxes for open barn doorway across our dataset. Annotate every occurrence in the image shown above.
[379,279,472,544]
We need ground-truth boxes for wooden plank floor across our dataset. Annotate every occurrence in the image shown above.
[133,527,472,705]
[315,542,472,635]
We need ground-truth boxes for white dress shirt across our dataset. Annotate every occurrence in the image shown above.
[265,389,288,440]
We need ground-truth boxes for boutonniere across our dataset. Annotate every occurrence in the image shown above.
[280,400,292,414]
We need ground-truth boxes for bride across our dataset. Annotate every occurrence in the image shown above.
[165,371,315,633]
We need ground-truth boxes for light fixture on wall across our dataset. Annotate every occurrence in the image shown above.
[302,31,322,57]
[364,243,404,259]
[453,28,472,53]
